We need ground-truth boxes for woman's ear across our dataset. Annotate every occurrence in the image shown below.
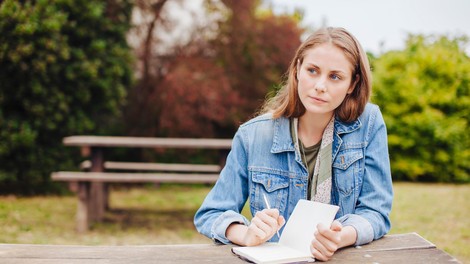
[348,74,359,94]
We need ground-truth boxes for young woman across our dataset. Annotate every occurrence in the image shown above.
[194,27,393,261]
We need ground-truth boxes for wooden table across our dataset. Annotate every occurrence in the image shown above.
[0,233,460,263]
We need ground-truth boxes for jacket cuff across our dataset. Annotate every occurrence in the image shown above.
[210,210,250,244]
[337,214,374,246]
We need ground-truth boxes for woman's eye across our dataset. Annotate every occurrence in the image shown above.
[308,68,317,74]
[330,73,341,80]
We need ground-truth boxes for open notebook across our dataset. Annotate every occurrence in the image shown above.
[232,199,339,264]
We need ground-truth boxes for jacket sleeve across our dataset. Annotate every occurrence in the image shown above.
[193,128,251,244]
[338,105,393,245]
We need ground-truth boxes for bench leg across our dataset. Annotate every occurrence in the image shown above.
[88,147,106,221]
[90,182,106,222]
[76,182,90,233]
[104,183,110,210]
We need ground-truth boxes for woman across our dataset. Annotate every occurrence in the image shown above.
[194,27,393,261]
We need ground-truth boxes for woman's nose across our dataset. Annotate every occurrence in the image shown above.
[314,78,327,93]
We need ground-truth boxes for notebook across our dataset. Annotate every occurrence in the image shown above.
[232,199,339,264]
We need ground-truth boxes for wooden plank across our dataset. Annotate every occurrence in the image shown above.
[332,247,459,263]
[350,232,436,252]
[0,234,461,264]
[51,171,219,184]
[0,244,243,264]
[63,136,232,149]
[80,160,221,172]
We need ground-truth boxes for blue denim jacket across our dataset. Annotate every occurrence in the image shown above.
[194,103,393,246]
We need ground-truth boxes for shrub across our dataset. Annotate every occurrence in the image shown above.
[0,0,133,193]
[372,35,470,182]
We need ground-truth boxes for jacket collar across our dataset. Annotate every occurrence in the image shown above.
[271,117,295,153]
[270,116,362,153]
[334,116,362,134]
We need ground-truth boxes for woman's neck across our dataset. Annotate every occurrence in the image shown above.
[298,112,333,147]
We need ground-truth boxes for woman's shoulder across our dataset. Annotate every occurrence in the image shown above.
[362,102,381,116]
[238,113,289,138]
[240,112,277,128]
[358,103,384,122]
[359,103,386,131]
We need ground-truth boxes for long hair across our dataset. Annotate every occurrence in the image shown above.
[260,27,371,123]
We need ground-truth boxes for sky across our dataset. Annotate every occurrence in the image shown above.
[267,0,470,54]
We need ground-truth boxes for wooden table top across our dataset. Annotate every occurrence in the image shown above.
[62,135,233,149]
[0,233,460,264]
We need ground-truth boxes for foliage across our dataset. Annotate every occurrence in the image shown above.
[124,0,304,138]
[211,0,304,125]
[0,0,133,193]
[372,35,470,182]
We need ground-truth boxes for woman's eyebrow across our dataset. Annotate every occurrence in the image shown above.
[303,62,319,69]
[330,69,347,74]
[304,62,348,74]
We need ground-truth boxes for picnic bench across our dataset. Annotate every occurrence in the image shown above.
[0,233,461,263]
[51,135,232,232]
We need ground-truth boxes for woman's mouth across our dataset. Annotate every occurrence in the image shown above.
[310,96,327,103]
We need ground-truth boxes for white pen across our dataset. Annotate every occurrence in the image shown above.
[262,193,281,239]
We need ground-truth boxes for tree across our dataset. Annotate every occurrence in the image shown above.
[124,0,304,139]
[212,0,304,122]
[372,35,470,182]
[124,0,172,136]
[0,0,133,193]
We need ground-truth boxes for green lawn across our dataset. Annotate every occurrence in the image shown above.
[0,182,469,263]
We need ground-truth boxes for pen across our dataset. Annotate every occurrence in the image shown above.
[262,193,281,239]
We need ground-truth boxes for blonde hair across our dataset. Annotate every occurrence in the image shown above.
[260,27,371,122]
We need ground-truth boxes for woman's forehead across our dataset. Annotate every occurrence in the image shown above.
[301,43,354,72]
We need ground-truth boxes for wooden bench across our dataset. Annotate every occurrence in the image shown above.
[51,136,232,232]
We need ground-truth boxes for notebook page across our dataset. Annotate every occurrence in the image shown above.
[279,200,339,255]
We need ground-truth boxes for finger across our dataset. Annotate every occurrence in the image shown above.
[256,210,280,233]
[254,211,280,237]
[312,235,335,259]
[317,222,341,245]
[263,208,280,219]
[315,231,339,253]
[317,223,329,234]
[310,242,329,261]
[244,225,266,246]
[331,220,342,232]
[250,216,270,238]
[262,209,285,234]
[277,215,286,229]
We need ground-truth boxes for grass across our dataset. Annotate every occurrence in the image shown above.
[389,182,470,263]
[0,182,469,263]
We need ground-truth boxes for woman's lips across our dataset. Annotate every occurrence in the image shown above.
[310,96,327,103]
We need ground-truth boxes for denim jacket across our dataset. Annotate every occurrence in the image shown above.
[194,103,393,246]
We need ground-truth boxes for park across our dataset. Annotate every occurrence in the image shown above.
[0,0,469,263]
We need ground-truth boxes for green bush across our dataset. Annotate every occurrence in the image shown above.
[0,0,133,193]
[372,35,470,182]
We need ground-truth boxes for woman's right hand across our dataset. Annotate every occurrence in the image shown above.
[227,209,285,246]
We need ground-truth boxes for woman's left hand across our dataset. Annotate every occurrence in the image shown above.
[310,220,342,261]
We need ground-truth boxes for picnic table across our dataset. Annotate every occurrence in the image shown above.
[0,233,460,263]
[51,135,232,232]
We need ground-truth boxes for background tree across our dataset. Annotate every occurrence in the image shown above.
[0,0,133,193]
[211,0,304,128]
[124,0,304,139]
[372,34,470,182]
[124,0,171,137]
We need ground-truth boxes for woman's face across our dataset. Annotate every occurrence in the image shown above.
[297,43,355,118]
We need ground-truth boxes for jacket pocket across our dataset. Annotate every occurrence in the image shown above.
[332,149,363,196]
[250,171,290,213]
